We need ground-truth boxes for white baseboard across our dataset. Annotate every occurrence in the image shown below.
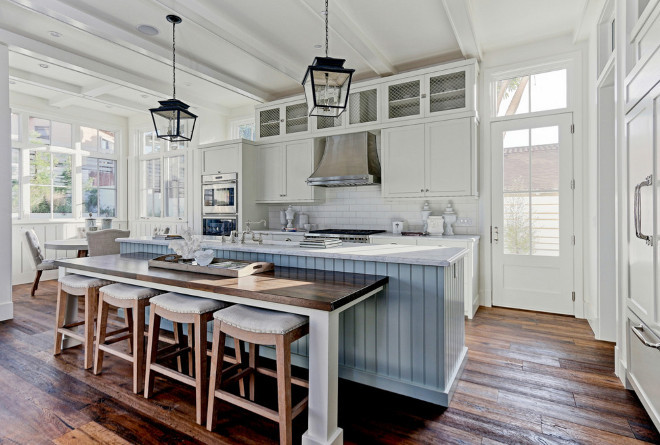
[12,269,59,286]
[0,301,14,321]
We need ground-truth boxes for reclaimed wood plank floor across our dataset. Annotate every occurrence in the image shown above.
[1,280,658,444]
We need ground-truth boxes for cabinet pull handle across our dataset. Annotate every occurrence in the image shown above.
[633,175,653,246]
[426,189,429,192]
[492,226,499,243]
[631,324,660,349]
[420,189,424,192]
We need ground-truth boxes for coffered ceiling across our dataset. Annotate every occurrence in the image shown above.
[0,0,589,118]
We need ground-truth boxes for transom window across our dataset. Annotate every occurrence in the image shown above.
[495,69,567,117]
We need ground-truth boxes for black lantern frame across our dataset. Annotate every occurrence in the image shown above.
[150,15,197,142]
[302,56,354,117]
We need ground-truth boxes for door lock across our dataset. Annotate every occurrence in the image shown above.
[491,226,499,243]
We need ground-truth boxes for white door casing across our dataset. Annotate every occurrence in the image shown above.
[491,113,575,314]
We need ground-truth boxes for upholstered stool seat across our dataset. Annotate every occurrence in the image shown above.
[150,292,227,314]
[145,293,234,425]
[59,274,112,292]
[214,305,308,335]
[207,305,310,444]
[94,283,162,394]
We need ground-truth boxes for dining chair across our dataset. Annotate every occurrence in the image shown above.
[86,229,131,256]
[24,229,58,297]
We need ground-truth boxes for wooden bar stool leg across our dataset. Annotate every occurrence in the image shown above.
[194,314,209,425]
[173,322,185,374]
[31,270,43,297]
[125,307,134,355]
[235,338,246,397]
[84,287,99,370]
[187,323,195,377]
[133,300,147,394]
[54,283,67,356]
[207,319,225,432]
[249,343,258,401]
[144,308,161,399]
[93,298,110,375]
[276,335,293,445]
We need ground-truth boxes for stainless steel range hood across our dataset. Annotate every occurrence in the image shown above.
[306,132,381,187]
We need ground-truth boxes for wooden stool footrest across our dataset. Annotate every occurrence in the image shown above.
[62,320,85,329]
[98,344,133,362]
[214,389,279,422]
[221,367,254,389]
[57,328,85,342]
[150,363,196,387]
[158,346,192,363]
[104,333,132,345]
[105,326,130,338]
[256,366,309,389]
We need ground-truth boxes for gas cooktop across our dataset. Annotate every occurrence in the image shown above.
[308,229,386,236]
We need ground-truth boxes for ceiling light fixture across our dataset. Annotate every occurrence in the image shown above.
[149,15,197,142]
[49,31,62,37]
[141,94,149,98]
[313,44,323,49]
[302,0,354,117]
[39,63,49,68]
[137,24,159,36]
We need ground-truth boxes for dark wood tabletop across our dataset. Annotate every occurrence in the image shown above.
[55,252,388,311]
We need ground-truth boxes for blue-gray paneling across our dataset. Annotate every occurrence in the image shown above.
[119,241,466,406]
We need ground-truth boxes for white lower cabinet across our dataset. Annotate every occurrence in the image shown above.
[370,235,479,318]
[381,118,476,198]
[256,140,320,203]
[627,313,660,430]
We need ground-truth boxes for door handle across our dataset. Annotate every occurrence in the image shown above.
[631,324,660,349]
[633,175,653,246]
[492,226,499,243]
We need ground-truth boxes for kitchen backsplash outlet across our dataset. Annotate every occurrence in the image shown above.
[266,186,479,234]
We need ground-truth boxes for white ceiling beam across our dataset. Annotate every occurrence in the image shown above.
[0,29,230,114]
[150,0,304,82]
[6,0,270,103]
[48,93,78,108]
[299,0,397,76]
[9,67,80,94]
[441,0,482,61]
[48,82,120,108]
[573,0,606,43]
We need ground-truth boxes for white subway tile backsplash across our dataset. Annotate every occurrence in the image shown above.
[266,186,478,233]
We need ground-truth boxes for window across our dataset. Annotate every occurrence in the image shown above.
[495,69,567,117]
[81,126,115,154]
[82,158,117,217]
[140,158,162,217]
[230,118,255,141]
[11,113,20,141]
[11,148,20,215]
[139,130,188,219]
[29,150,73,218]
[164,156,185,218]
[28,117,72,147]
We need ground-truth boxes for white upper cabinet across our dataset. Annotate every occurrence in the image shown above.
[257,100,309,140]
[201,144,239,175]
[256,139,320,203]
[347,86,380,127]
[383,75,425,122]
[381,124,426,197]
[313,113,345,133]
[425,119,473,196]
[426,64,475,117]
[382,118,477,198]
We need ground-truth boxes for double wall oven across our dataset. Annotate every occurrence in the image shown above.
[202,173,238,236]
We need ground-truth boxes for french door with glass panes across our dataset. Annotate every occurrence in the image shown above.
[491,113,574,314]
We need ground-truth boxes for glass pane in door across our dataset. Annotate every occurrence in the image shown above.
[502,125,560,256]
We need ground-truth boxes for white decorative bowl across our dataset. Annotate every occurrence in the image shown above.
[194,249,215,266]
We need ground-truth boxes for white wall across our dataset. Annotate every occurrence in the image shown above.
[266,187,479,234]
[0,44,13,320]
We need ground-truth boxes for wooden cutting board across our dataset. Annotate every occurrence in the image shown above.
[148,254,274,278]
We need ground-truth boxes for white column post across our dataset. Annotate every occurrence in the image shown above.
[0,43,13,321]
[302,310,343,445]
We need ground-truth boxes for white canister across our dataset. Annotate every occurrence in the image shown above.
[392,220,405,235]
[298,213,309,229]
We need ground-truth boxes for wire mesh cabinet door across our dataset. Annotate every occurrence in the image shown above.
[425,64,475,117]
[383,75,425,122]
[258,106,282,139]
[347,86,380,128]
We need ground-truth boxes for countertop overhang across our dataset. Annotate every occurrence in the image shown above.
[118,237,468,267]
[55,252,388,312]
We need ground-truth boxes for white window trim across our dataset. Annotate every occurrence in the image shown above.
[229,116,255,140]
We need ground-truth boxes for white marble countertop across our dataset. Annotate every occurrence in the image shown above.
[369,233,480,241]
[118,237,468,267]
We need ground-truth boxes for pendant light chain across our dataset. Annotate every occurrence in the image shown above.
[172,19,176,99]
[325,0,329,58]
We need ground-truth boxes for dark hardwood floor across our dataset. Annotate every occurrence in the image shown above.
[1,280,659,444]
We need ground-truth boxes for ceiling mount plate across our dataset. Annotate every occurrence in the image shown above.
[166,15,182,24]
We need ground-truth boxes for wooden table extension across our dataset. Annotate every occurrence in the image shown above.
[54,252,388,445]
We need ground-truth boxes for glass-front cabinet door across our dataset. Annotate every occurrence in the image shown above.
[285,102,308,135]
[347,86,379,127]
[384,76,424,121]
[258,107,281,139]
[427,69,467,115]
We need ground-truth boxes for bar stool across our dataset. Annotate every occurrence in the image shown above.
[54,274,113,369]
[93,283,163,394]
[144,292,229,425]
[207,305,309,445]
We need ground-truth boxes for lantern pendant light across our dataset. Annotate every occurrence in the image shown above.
[150,14,197,142]
[302,0,355,117]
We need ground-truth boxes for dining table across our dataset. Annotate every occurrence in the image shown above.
[54,252,388,445]
[44,239,89,257]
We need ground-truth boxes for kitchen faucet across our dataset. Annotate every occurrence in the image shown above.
[241,219,266,244]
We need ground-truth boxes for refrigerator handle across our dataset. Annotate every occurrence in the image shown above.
[632,324,660,350]
[634,175,654,246]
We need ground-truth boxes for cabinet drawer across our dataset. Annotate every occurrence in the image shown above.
[628,315,660,430]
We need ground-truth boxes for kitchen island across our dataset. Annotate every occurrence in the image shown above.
[117,237,468,409]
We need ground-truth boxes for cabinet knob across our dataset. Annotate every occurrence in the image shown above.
[426,189,429,192]
[420,189,424,192]
[421,93,427,99]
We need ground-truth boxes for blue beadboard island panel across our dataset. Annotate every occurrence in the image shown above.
[119,240,467,406]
